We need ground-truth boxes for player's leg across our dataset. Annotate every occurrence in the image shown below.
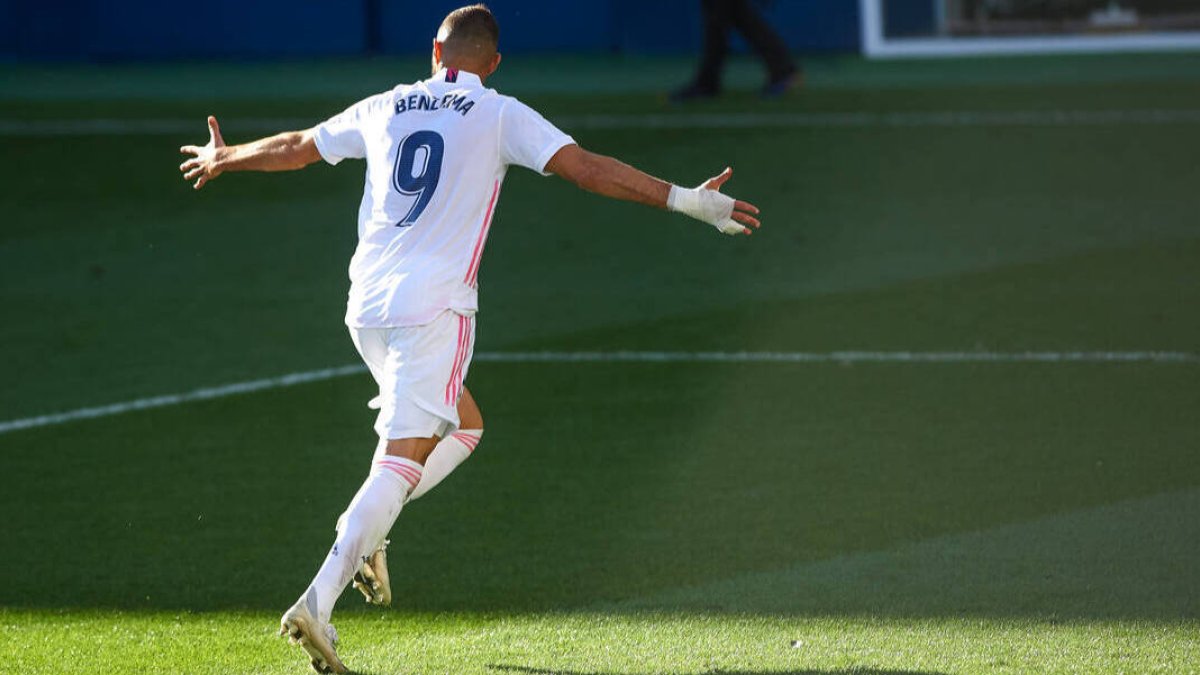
[281,325,427,673]
[283,433,435,674]
[282,312,474,671]
[351,389,484,605]
[409,387,483,501]
[353,378,484,608]
[295,343,444,625]
[315,433,436,616]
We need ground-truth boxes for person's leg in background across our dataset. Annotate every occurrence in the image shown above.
[672,0,732,101]
[673,0,800,102]
[725,0,800,95]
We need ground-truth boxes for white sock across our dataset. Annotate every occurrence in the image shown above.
[408,429,482,501]
[305,455,422,623]
[343,431,482,557]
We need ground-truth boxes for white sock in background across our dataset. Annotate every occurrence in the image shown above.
[408,429,482,501]
[304,455,422,623]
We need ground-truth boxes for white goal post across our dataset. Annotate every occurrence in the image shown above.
[860,0,1200,58]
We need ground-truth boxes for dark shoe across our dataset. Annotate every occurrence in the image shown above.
[762,67,803,98]
[669,82,720,103]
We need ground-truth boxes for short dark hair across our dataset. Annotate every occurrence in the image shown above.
[439,4,500,56]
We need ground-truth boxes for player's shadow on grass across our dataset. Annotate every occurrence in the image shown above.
[489,666,948,675]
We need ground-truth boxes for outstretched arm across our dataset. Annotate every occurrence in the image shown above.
[544,144,761,235]
[179,116,322,190]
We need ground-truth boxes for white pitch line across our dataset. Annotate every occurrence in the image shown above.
[3,109,1200,136]
[0,364,367,435]
[0,350,1196,436]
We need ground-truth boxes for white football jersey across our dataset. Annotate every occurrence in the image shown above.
[313,68,575,327]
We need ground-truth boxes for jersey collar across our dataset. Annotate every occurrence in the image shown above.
[436,67,483,87]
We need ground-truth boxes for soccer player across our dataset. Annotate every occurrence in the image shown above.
[179,5,760,673]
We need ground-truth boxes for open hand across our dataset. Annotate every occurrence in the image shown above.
[701,167,761,235]
[179,116,226,190]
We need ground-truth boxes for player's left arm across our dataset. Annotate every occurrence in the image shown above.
[178,116,322,190]
[544,143,761,236]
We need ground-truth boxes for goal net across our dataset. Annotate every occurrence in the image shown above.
[860,0,1200,57]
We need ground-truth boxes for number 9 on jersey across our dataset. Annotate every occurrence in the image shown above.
[392,130,445,226]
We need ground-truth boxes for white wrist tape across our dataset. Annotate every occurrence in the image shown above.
[667,184,743,235]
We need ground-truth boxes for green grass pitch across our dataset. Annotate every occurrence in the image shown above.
[1,53,1199,673]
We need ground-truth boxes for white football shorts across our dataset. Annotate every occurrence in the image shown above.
[349,310,476,440]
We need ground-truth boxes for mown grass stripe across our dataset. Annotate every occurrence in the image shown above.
[0,350,1196,436]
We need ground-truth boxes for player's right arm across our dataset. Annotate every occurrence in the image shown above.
[178,116,322,190]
